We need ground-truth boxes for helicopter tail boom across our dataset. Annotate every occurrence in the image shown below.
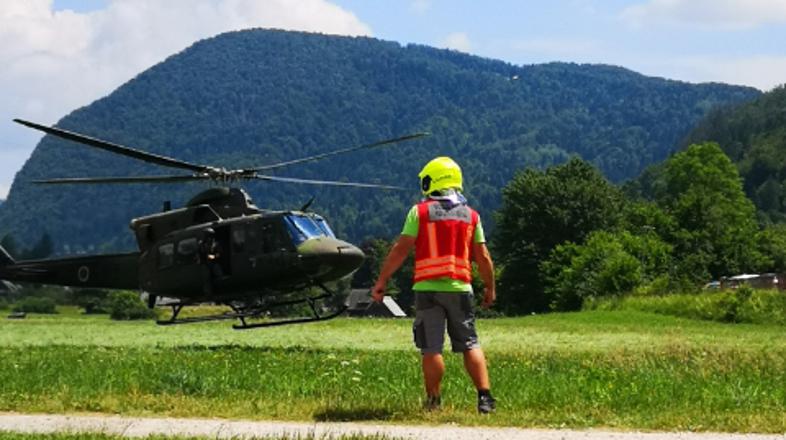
[0,252,140,290]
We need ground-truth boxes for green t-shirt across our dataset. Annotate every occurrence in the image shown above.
[401,204,485,292]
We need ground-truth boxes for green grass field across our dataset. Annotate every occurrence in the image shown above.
[0,308,784,433]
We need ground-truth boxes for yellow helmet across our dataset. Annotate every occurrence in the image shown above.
[419,156,463,195]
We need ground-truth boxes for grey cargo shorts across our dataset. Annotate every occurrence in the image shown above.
[413,291,480,354]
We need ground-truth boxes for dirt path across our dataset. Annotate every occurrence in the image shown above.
[0,413,783,440]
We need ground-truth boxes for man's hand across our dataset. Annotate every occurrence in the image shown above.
[371,236,415,304]
[481,287,496,309]
[371,280,386,303]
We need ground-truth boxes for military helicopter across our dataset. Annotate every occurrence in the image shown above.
[0,119,427,329]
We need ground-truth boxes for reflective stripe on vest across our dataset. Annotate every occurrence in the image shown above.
[413,200,478,284]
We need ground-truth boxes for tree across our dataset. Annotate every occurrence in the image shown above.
[493,157,625,313]
[26,232,53,260]
[0,234,18,258]
[542,230,672,311]
[756,224,786,273]
[648,142,765,279]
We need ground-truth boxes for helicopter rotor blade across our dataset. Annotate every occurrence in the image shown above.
[31,175,211,184]
[246,132,430,172]
[253,174,405,190]
[14,119,214,174]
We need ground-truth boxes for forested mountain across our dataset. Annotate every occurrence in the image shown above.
[683,86,786,223]
[0,29,759,253]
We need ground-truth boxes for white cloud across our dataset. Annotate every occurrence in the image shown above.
[622,0,786,30]
[410,0,431,15]
[0,183,8,200]
[439,32,471,53]
[0,0,372,195]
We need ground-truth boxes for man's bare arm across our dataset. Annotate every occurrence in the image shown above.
[372,235,416,302]
[473,242,496,308]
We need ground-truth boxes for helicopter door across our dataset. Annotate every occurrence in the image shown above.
[212,225,232,276]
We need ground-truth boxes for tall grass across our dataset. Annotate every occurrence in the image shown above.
[586,288,786,325]
[0,344,784,432]
[0,312,784,432]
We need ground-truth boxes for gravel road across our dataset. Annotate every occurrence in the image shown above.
[0,413,783,440]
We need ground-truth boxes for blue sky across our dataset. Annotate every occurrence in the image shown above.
[1,0,785,199]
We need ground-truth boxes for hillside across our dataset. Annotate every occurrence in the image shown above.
[683,86,786,223]
[0,29,759,253]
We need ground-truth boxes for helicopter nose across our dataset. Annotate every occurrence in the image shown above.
[297,238,365,281]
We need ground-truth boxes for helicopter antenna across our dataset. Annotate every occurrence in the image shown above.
[299,196,316,212]
[15,119,428,190]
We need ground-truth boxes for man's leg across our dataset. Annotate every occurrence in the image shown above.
[422,352,445,398]
[462,347,490,390]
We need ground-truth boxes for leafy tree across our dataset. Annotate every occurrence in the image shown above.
[0,234,18,258]
[0,232,53,260]
[542,230,672,311]
[493,157,625,313]
[685,86,786,223]
[645,142,765,279]
[756,224,786,273]
[26,232,53,260]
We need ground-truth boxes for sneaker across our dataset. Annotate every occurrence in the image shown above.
[424,395,441,411]
[477,393,496,414]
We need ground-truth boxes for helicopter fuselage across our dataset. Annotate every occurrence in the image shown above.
[0,188,365,305]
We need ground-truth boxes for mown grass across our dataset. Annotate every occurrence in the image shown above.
[0,311,785,432]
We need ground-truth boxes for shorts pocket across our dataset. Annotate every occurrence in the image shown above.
[413,318,427,349]
[461,292,474,313]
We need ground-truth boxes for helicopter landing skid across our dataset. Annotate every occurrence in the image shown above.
[155,284,347,329]
[232,284,347,330]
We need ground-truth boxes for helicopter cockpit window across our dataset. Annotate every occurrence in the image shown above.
[285,214,328,245]
[158,243,175,269]
[314,216,336,238]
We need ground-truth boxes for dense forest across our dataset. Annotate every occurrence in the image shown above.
[682,86,786,223]
[0,29,759,254]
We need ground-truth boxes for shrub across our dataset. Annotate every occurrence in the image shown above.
[586,287,786,325]
[108,291,155,320]
[74,289,111,314]
[12,296,58,314]
[542,230,671,311]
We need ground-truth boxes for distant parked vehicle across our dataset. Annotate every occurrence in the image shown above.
[702,281,721,290]
[720,273,782,290]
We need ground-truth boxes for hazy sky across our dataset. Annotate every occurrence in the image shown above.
[1,0,785,199]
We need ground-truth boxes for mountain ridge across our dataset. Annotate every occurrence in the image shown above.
[0,29,760,252]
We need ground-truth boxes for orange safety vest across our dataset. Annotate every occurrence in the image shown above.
[413,200,478,283]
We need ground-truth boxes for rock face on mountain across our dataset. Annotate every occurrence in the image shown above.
[0,29,759,253]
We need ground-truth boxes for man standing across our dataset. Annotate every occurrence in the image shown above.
[372,156,497,414]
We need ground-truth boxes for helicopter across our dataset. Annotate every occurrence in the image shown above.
[0,119,427,329]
